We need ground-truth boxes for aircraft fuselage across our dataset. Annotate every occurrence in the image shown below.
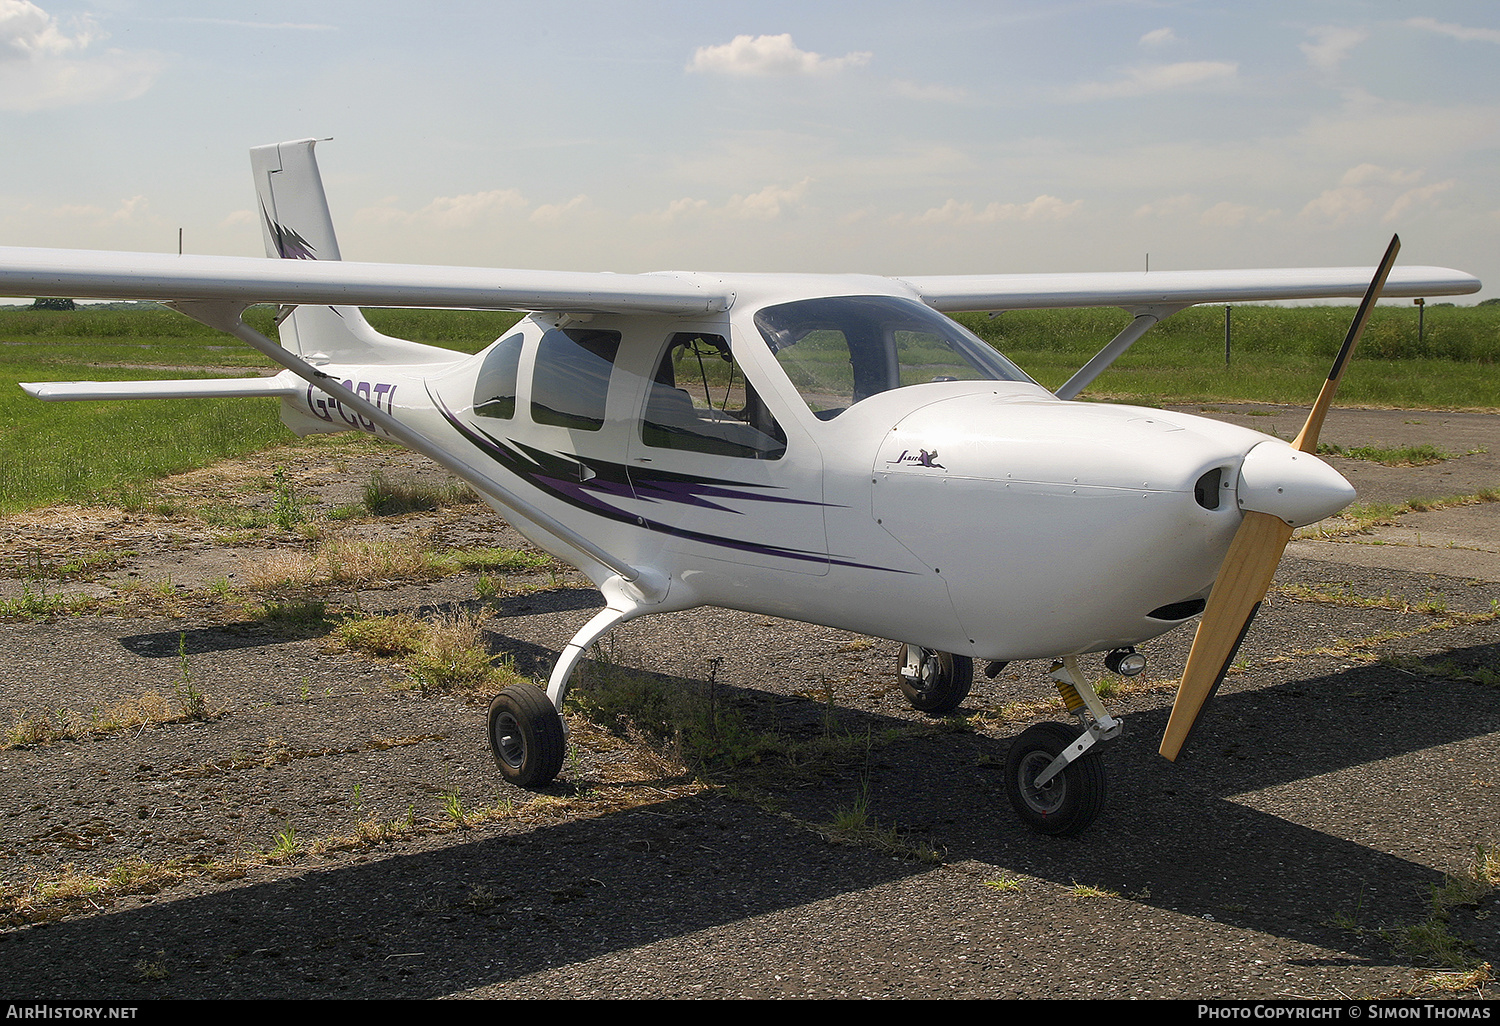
[273,278,1352,664]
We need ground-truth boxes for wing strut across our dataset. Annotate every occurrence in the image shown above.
[168,300,665,602]
[1054,304,1187,400]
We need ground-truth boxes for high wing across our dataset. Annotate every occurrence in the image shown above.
[0,246,733,316]
[901,265,1480,312]
[0,247,1478,316]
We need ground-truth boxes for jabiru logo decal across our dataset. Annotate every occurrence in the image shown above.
[887,448,944,469]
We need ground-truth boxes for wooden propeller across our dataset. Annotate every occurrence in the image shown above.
[1159,235,1401,761]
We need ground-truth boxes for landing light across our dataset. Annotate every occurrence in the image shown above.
[1105,648,1147,676]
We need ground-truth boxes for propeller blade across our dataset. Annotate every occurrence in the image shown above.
[1159,511,1292,760]
[1293,234,1400,454]
[1159,235,1401,762]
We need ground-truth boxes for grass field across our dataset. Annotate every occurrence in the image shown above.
[954,302,1500,405]
[0,303,1494,514]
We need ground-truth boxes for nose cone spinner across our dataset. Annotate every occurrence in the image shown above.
[1235,441,1355,528]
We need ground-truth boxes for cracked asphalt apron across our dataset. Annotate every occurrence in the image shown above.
[0,404,1496,999]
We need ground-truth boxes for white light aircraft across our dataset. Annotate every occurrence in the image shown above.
[0,140,1481,835]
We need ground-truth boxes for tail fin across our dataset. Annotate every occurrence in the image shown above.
[250,138,457,366]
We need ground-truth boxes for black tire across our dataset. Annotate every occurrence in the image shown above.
[896,645,973,715]
[1004,721,1107,837]
[488,684,566,787]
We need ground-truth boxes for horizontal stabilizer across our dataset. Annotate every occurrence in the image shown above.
[20,377,301,401]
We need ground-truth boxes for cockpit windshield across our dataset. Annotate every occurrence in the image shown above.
[754,295,1034,420]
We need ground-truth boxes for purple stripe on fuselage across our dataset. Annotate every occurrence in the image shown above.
[428,386,905,573]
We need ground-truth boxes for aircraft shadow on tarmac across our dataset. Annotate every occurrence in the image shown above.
[8,639,1497,997]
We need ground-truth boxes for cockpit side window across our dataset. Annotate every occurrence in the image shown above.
[755,295,1034,420]
[531,326,621,431]
[472,332,524,419]
[641,332,787,459]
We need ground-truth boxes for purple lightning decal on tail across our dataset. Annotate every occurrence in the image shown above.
[262,204,318,260]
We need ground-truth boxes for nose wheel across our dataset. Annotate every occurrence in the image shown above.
[896,644,973,715]
[1004,721,1107,836]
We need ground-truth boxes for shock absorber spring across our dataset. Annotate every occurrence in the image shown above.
[1051,662,1087,715]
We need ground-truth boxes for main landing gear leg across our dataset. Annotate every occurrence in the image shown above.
[487,576,652,788]
[1004,656,1121,836]
[896,644,974,715]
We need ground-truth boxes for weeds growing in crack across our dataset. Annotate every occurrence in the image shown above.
[1384,653,1500,688]
[134,952,170,982]
[442,789,469,829]
[268,824,300,863]
[1068,882,1120,899]
[362,471,478,516]
[0,580,95,620]
[2,690,197,749]
[1388,843,1500,969]
[333,607,527,696]
[173,633,209,721]
[819,743,940,864]
[271,466,301,531]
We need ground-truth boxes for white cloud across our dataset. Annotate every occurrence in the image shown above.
[891,78,967,103]
[652,197,710,222]
[0,0,159,110]
[1404,17,1500,45]
[417,190,529,228]
[1133,194,1277,228]
[1340,164,1422,188]
[529,194,590,225]
[1383,180,1455,223]
[688,34,871,77]
[1135,194,1201,220]
[1299,165,1453,225]
[1140,28,1179,47]
[645,181,812,223]
[908,195,1082,226]
[30,194,146,224]
[726,180,810,220]
[1064,61,1236,101]
[1301,187,1370,223]
[0,0,93,58]
[1198,201,1258,228]
[355,189,529,229]
[1300,26,1368,75]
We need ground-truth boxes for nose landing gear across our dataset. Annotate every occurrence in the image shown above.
[1003,656,1122,836]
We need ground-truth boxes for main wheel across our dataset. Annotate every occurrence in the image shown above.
[1004,721,1106,837]
[488,684,566,787]
[896,645,973,715]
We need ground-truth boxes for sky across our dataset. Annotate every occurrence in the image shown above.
[0,0,1496,302]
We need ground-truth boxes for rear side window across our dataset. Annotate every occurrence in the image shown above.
[530,327,621,431]
[472,332,524,419]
